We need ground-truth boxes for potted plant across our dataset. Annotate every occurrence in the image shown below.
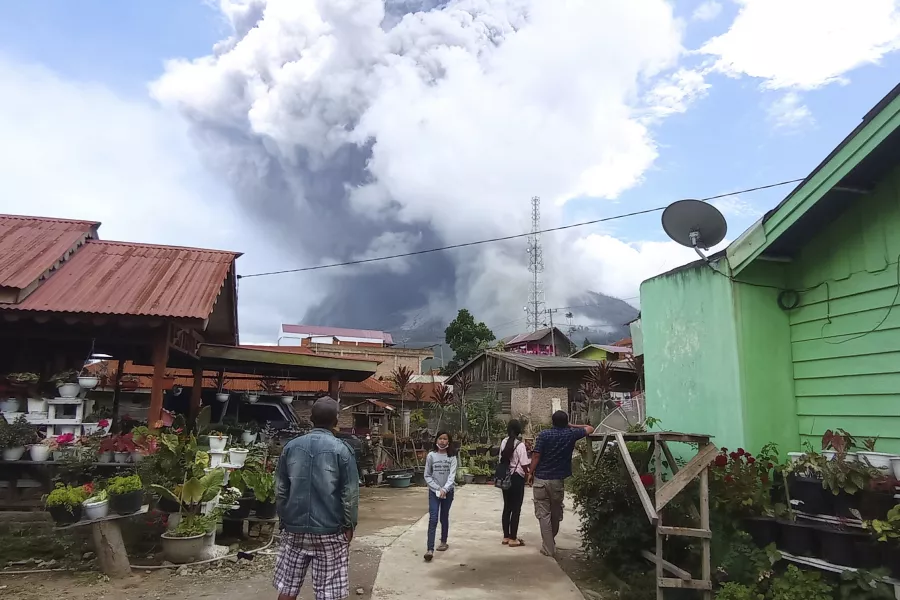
[77,371,100,390]
[45,483,88,524]
[7,372,40,387]
[26,394,47,415]
[241,421,259,445]
[259,376,284,396]
[101,433,136,464]
[243,470,276,518]
[132,426,158,463]
[281,395,294,405]
[820,430,879,518]
[28,436,53,462]
[227,470,257,519]
[82,485,110,520]
[207,430,228,452]
[1,415,37,460]
[229,445,249,467]
[784,445,830,515]
[151,469,224,563]
[107,474,144,514]
[51,432,75,460]
[52,370,81,398]
[120,375,139,392]
[709,445,781,546]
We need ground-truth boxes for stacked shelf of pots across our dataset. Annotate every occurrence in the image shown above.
[745,450,900,578]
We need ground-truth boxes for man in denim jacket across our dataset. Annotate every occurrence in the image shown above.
[273,397,359,600]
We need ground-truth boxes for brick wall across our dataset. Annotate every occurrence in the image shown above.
[510,387,569,426]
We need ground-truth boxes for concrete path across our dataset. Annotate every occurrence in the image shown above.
[371,485,584,600]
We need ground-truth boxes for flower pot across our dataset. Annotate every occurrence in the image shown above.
[57,383,81,398]
[778,520,817,557]
[818,527,864,567]
[1,398,20,413]
[858,452,896,473]
[83,498,109,520]
[228,449,249,467]
[209,450,225,468]
[859,489,896,520]
[832,490,861,519]
[241,431,257,445]
[216,393,229,403]
[98,451,113,463]
[226,496,254,519]
[113,451,130,464]
[463,474,475,485]
[28,444,51,462]
[364,472,381,486]
[109,490,143,515]
[131,452,144,463]
[281,395,293,405]
[58,425,77,436]
[120,381,138,392]
[208,436,228,451]
[47,504,82,525]
[247,394,258,404]
[387,475,412,488]
[2,447,25,461]
[161,532,210,564]
[52,450,64,461]
[26,398,47,414]
[822,451,837,461]
[255,500,277,519]
[787,475,831,515]
[742,516,779,548]
[78,377,99,390]
[855,538,883,570]
[891,458,900,480]
[473,475,488,485]
[412,470,426,487]
[82,423,100,436]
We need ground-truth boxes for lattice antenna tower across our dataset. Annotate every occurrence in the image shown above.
[525,196,545,332]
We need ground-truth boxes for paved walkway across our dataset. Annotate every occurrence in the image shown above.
[371,485,584,600]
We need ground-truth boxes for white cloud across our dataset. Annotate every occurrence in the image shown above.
[712,195,763,219]
[643,68,711,119]
[767,92,815,130]
[692,1,723,22]
[701,0,900,90]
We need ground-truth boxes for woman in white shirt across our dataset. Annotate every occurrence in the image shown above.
[499,419,531,547]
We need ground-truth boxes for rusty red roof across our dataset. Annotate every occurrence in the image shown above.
[0,240,240,319]
[0,214,99,291]
[281,324,394,345]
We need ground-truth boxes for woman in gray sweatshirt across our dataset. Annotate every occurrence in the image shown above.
[423,431,458,561]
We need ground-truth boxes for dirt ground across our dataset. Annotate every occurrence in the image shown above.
[0,487,426,600]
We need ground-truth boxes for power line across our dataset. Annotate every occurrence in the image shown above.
[238,178,804,279]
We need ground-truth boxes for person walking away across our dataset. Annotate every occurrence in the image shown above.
[423,431,458,562]
[527,411,594,558]
[499,419,531,547]
[273,397,359,600]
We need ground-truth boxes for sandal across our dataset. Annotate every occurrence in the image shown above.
[502,538,511,545]
[508,539,525,547]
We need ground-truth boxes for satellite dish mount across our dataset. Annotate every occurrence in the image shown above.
[661,200,728,262]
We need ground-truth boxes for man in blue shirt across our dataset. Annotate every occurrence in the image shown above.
[273,397,359,600]
[527,410,594,558]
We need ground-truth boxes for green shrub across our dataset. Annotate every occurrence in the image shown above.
[716,582,762,600]
[770,565,834,600]
[45,484,88,512]
[714,529,776,587]
[108,474,142,494]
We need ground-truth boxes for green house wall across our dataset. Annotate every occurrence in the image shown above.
[575,347,611,360]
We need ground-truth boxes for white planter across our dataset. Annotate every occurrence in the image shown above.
[29,445,51,462]
[229,449,249,467]
[891,457,900,480]
[78,377,99,390]
[0,398,19,413]
[846,452,859,463]
[52,450,64,461]
[132,452,144,463]
[3,447,25,461]
[82,423,100,436]
[57,383,81,398]
[113,452,131,464]
[83,499,109,520]
[98,451,113,463]
[26,398,47,414]
[859,451,896,473]
[58,425,77,436]
[281,395,294,405]
[247,394,258,404]
[216,393,229,403]
[241,431,257,445]
[787,452,805,464]
[209,451,225,468]
[208,436,228,451]
[823,451,837,461]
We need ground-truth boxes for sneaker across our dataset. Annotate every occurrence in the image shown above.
[437,543,449,552]
[424,551,433,562]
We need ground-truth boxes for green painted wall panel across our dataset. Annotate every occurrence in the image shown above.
[575,347,610,360]
[801,435,900,455]
[789,166,900,450]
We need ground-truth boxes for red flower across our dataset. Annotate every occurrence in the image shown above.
[767,462,774,469]
[729,452,738,460]
[746,456,756,464]
[640,474,654,486]
[714,455,728,468]
[98,419,109,428]
[724,475,734,483]
[761,474,769,484]
[82,482,94,495]
[737,448,745,456]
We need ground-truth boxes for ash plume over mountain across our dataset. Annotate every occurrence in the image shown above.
[152,0,694,338]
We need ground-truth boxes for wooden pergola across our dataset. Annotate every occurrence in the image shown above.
[591,431,716,600]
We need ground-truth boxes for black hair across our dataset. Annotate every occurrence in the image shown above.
[433,431,456,457]
[551,411,569,428]
[501,419,522,463]
[311,397,339,428]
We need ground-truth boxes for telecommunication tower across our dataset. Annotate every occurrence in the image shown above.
[525,196,545,332]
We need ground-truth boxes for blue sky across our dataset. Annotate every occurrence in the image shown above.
[1,0,898,339]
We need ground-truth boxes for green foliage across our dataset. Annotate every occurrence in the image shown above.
[868,505,900,541]
[0,415,38,448]
[709,444,779,517]
[716,582,763,600]
[838,569,894,600]
[769,565,834,600]
[714,529,778,587]
[242,470,276,503]
[85,489,109,504]
[108,474,142,495]
[45,484,88,511]
[444,309,495,365]
[171,513,217,537]
[821,457,878,496]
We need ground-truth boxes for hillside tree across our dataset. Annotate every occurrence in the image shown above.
[442,309,495,374]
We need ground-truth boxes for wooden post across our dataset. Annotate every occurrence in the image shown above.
[92,521,131,578]
[700,442,712,600]
[655,442,664,600]
[190,363,203,422]
[328,376,339,400]
[110,361,124,434]
[147,327,170,427]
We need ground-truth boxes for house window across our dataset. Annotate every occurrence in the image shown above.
[498,392,511,413]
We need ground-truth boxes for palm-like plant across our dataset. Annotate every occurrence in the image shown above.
[410,385,426,404]
[391,366,414,403]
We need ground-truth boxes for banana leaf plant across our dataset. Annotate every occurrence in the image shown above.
[151,468,225,536]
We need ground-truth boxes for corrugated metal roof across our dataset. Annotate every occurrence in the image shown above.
[485,351,635,372]
[281,324,394,345]
[1,240,239,319]
[502,327,570,345]
[0,214,99,290]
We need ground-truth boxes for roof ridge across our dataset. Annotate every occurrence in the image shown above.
[0,213,101,227]
[90,238,242,257]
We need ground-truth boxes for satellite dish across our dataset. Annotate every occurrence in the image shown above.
[662,199,727,261]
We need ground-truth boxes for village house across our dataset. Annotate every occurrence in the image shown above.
[569,343,632,361]
[500,327,574,356]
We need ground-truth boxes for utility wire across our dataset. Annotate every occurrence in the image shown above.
[238,178,805,279]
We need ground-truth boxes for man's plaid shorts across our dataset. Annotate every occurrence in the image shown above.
[273,531,350,600]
